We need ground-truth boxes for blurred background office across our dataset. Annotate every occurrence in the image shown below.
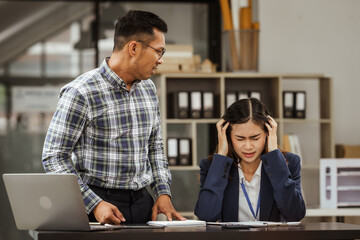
[0,1,359,239]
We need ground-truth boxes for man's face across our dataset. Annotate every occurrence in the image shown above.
[135,28,165,80]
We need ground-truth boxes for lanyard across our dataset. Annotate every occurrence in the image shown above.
[241,180,260,220]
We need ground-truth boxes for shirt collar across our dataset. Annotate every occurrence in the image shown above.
[99,57,141,90]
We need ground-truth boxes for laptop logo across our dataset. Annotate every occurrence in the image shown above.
[39,196,52,210]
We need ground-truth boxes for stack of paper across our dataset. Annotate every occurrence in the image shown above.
[147,220,206,227]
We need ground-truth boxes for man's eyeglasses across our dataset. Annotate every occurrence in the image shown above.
[138,41,166,59]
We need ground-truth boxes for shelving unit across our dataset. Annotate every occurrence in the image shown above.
[320,159,360,208]
[152,72,334,212]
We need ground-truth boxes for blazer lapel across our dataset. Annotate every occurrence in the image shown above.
[260,166,274,220]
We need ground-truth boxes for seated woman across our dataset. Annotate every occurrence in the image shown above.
[194,98,306,222]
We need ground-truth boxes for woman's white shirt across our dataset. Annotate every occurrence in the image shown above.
[238,161,262,222]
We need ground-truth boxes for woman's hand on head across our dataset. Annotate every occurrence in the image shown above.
[265,116,278,152]
[216,119,230,156]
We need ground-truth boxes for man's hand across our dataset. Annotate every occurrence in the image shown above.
[151,195,186,221]
[93,200,126,224]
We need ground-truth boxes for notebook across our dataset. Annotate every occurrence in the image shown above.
[2,173,163,231]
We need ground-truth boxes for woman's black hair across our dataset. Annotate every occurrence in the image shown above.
[208,98,284,163]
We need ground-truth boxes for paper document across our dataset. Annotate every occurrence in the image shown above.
[147,220,206,227]
[207,221,301,227]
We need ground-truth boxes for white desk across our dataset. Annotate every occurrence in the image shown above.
[306,208,360,222]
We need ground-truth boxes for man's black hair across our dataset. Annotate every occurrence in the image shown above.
[113,10,168,52]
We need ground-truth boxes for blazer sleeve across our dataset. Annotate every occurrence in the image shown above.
[194,154,233,221]
[261,149,306,221]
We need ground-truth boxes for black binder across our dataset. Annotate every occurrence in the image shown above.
[178,91,190,119]
[226,92,237,108]
[168,91,189,119]
[178,138,192,166]
[238,91,249,100]
[250,91,261,100]
[190,91,202,118]
[295,91,306,118]
[202,92,214,118]
[283,91,295,118]
[167,138,178,166]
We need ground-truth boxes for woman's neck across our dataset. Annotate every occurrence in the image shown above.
[240,158,261,182]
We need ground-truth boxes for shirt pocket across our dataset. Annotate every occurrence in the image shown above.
[87,107,130,139]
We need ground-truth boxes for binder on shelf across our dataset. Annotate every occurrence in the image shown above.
[202,92,214,118]
[167,91,189,119]
[178,91,189,119]
[283,91,294,118]
[238,91,249,100]
[250,91,261,100]
[226,92,237,108]
[295,91,306,118]
[190,91,202,118]
[179,138,192,166]
[167,138,178,166]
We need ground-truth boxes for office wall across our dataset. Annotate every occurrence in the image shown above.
[259,0,360,145]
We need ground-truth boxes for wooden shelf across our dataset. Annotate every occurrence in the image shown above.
[152,72,334,209]
[166,119,218,124]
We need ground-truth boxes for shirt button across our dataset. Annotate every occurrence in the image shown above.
[222,175,226,179]
[268,171,272,176]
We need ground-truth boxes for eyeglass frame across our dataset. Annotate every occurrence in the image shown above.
[137,41,166,59]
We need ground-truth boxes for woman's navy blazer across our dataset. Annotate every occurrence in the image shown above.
[194,149,306,222]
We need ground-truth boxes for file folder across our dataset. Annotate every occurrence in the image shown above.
[295,91,306,118]
[167,138,178,166]
[226,92,237,108]
[283,91,294,118]
[179,138,191,166]
[190,91,202,118]
[202,92,214,118]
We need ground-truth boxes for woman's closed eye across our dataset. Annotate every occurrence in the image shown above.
[235,137,260,141]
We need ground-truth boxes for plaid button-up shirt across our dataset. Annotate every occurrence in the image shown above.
[42,59,171,213]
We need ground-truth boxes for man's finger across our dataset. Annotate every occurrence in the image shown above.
[172,211,186,221]
[165,212,173,221]
[108,214,121,225]
[151,208,158,221]
[112,207,126,222]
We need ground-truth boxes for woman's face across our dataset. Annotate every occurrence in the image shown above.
[230,120,267,165]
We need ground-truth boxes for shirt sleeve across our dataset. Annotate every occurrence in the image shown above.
[42,86,102,214]
[148,89,172,199]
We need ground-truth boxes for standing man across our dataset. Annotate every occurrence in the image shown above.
[42,10,185,224]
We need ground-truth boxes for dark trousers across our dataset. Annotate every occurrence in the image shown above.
[88,185,154,224]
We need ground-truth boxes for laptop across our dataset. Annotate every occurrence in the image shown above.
[2,173,163,231]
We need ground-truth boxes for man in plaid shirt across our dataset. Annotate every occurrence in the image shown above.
[42,10,185,224]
